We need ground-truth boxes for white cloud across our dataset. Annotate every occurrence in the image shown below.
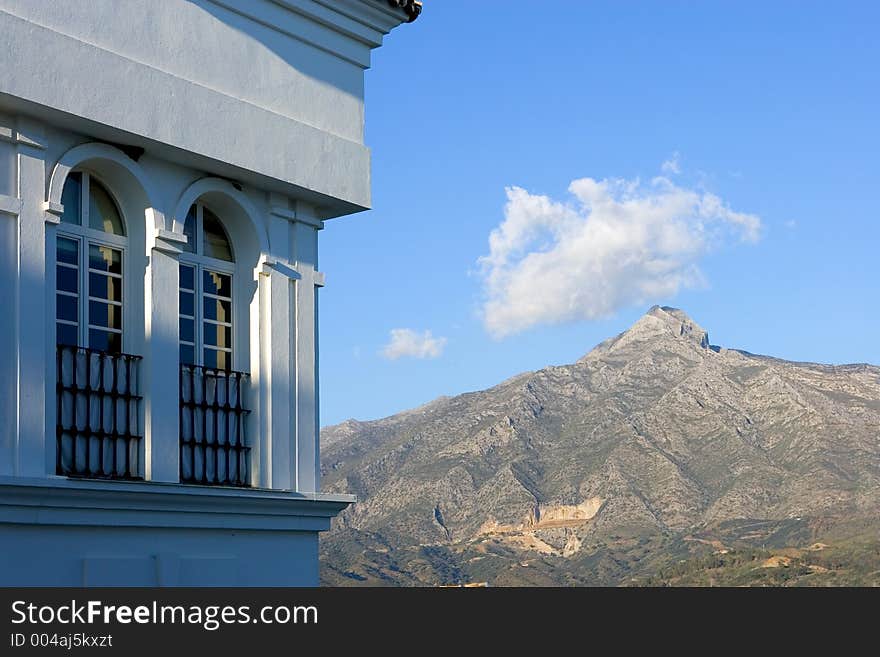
[381,329,447,360]
[478,169,762,338]
[661,152,681,175]
[784,219,797,229]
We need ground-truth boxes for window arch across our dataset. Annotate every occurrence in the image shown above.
[55,171,127,353]
[179,202,235,370]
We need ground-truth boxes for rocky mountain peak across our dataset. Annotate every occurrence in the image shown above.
[581,306,711,361]
[643,305,710,348]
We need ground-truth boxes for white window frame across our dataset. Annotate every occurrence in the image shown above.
[179,202,236,370]
[55,171,128,353]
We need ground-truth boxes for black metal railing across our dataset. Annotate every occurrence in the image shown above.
[56,345,143,480]
[179,364,251,486]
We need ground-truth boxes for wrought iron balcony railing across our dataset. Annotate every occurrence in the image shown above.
[179,364,251,487]
[56,345,143,480]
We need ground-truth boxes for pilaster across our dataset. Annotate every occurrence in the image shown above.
[145,230,188,482]
[291,202,324,494]
[0,189,20,476]
[16,118,48,477]
[256,261,300,490]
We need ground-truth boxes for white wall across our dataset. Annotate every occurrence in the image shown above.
[0,0,415,587]
[0,525,320,586]
[0,115,334,496]
[0,477,353,586]
[0,0,368,142]
[0,0,409,217]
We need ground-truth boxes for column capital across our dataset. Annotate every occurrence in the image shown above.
[268,205,324,230]
[260,259,302,281]
[152,229,188,255]
[42,200,62,224]
[0,124,46,150]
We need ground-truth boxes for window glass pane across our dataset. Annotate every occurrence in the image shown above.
[179,264,195,290]
[182,206,196,254]
[89,301,122,330]
[57,237,78,265]
[203,297,232,323]
[89,244,122,275]
[89,329,121,354]
[203,270,231,297]
[88,178,125,236]
[56,295,78,323]
[217,325,232,349]
[179,344,195,366]
[57,266,78,293]
[202,208,233,261]
[180,317,195,343]
[89,272,122,302]
[203,348,217,369]
[203,322,232,349]
[60,172,82,226]
[179,291,194,317]
[57,323,78,346]
[203,348,230,371]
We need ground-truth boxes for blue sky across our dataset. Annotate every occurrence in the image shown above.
[318,1,880,427]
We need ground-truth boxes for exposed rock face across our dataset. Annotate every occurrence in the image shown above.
[320,307,880,586]
[477,498,604,535]
[528,498,605,528]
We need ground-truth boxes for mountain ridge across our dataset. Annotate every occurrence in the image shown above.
[329,305,876,431]
[320,307,880,586]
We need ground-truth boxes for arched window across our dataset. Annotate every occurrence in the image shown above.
[54,170,141,481]
[178,202,235,370]
[178,201,249,487]
[55,171,127,353]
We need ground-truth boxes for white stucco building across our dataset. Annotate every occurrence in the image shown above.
[0,0,420,586]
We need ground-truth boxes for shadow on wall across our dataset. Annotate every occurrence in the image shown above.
[183,0,364,104]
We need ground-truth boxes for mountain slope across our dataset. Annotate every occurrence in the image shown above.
[320,306,880,586]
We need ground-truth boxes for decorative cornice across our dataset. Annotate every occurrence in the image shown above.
[387,0,422,22]
[0,477,354,532]
[245,1,418,60]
